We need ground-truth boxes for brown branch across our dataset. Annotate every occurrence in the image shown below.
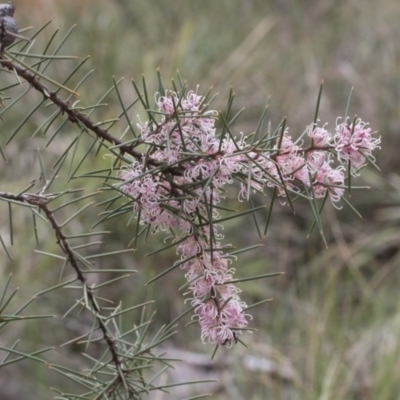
[0,57,147,163]
[0,191,137,398]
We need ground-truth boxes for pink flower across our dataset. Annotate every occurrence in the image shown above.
[157,94,177,114]
[314,162,345,203]
[278,135,300,154]
[193,297,248,346]
[258,134,311,195]
[335,119,380,171]
[288,155,310,186]
[308,125,332,147]
[307,150,327,172]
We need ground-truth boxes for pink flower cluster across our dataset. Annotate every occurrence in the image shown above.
[121,90,251,345]
[177,231,249,345]
[240,119,380,204]
[120,89,380,345]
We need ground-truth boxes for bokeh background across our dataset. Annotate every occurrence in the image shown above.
[0,0,399,399]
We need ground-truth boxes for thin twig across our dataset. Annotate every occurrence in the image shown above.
[0,191,138,399]
[0,57,145,162]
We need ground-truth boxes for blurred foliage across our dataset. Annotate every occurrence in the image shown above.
[0,0,399,399]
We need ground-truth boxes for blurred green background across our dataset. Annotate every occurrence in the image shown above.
[0,0,399,399]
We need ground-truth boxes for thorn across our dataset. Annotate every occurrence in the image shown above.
[6,30,31,42]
